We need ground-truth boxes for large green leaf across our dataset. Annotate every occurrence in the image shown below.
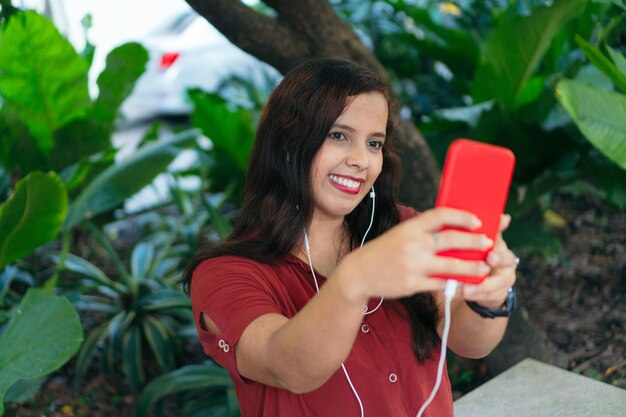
[63,129,199,231]
[472,0,586,109]
[189,90,255,172]
[0,288,83,415]
[0,172,67,268]
[556,79,626,170]
[0,10,90,151]
[0,106,48,176]
[93,42,149,131]
[49,43,147,170]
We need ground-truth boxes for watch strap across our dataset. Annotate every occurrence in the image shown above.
[466,287,517,319]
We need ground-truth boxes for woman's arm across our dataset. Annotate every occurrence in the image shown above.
[203,208,492,393]
[233,269,367,393]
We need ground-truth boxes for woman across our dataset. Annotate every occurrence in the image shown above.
[184,59,517,417]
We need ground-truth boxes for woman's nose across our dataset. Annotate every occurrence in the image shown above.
[346,142,369,169]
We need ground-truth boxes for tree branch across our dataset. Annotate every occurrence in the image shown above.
[184,0,311,73]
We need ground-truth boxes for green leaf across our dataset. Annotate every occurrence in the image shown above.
[103,310,128,374]
[514,76,546,109]
[50,252,125,293]
[472,0,586,109]
[0,288,83,415]
[0,172,67,268]
[607,45,626,78]
[613,0,626,12]
[0,109,48,179]
[123,324,144,393]
[131,242,155,282]
[575,36,626,93]
[503,218,561,259]
[140,290,191,311]
[48,120,112,173]
[73,320,109,386]
[135,362,233,417]
[0,1,19,24]
[203,197,233,240]
[0,10,90,151]
[556,79,626,169]
[72,297,119,313]
[584,151,626,210]
[4,376,45,405]
[91,42,149,141]
[63,129,199,231]
[141,315,174,373]
[189,90,255,172]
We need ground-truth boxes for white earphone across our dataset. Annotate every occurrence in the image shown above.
[303,186,378,417]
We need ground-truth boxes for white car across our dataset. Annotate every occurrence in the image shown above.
[122,10,279,121]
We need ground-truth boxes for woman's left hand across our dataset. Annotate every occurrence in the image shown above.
[461,214,517,309]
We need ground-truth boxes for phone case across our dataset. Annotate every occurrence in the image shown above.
[433,139,515,284]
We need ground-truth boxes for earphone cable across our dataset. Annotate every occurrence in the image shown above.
[303,230,365,417]
[362,186,383,315]
[415,279,457,417]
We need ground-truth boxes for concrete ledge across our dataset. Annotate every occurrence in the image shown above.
[454,358,626,417]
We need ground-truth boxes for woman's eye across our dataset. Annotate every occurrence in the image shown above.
[328,131,346,141]
[368,140,384,150]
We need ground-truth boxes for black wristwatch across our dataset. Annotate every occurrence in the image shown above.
[466,287,517,319]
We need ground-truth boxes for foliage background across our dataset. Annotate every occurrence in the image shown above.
[0,0,625,416]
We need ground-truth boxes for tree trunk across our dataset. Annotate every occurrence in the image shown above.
[184,0,440,209]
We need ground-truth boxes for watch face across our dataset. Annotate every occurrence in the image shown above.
[507,287,517,313]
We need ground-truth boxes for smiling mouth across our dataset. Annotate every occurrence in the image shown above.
[329,174,362,194]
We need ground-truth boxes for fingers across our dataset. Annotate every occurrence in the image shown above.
[417,208,482,233]
[462,249,518,307]
[463,269,515,297]
[499,214,511,232]
[432,230,493,252]
[486,248,517,269]
[428,256,490,278]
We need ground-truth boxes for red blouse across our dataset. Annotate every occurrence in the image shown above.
[190,207,453,417]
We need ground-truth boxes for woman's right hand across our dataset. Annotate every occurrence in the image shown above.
[336,207,493,303]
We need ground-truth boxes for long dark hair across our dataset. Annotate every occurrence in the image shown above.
[183,59,439,362]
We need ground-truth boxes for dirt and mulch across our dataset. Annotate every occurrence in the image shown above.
[516,192,626,388]
[5,192,625,416]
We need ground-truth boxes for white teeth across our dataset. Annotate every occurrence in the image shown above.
[329,175,360,190]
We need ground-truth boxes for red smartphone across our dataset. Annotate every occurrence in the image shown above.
[433,139,515,284]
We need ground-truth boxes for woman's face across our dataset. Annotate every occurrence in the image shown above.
[310,91,388,222]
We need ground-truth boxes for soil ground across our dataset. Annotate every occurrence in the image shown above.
[5,192,625,416]
[516,192,626,389]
